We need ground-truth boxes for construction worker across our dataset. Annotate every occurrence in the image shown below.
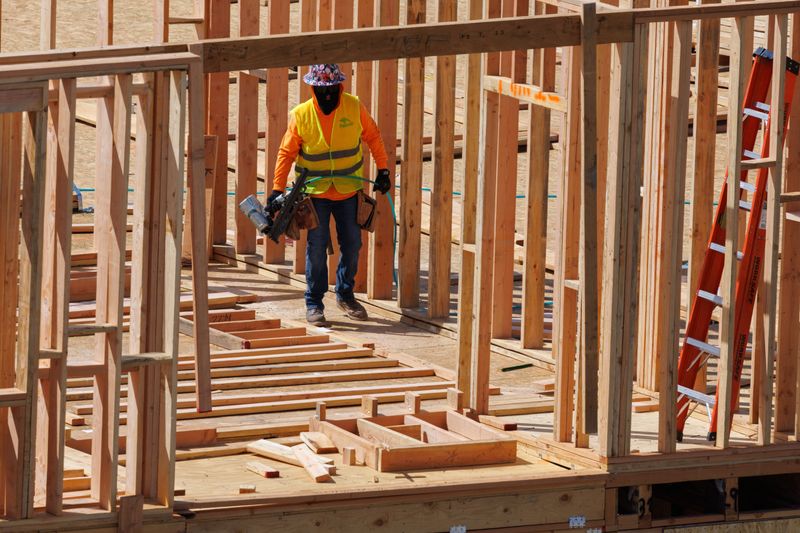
[270,64,391,326]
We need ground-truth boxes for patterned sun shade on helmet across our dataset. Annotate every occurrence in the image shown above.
[303,64,347,86]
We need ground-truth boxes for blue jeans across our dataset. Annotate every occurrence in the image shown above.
[305,194,362,310]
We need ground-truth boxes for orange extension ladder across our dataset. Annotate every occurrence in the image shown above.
[675,48,800,443]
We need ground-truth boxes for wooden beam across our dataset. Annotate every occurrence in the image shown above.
[263,0,289,264]
[397,0,425,309]
[352,0,374,292]
[759,13,788,445]
[0,111,26,518]
[156,69,186,507]
[779,13,800,440]
[356,418,420,446]
[128,69,168,500]
[717,15,753,448]
[687,0,720,394]
[553,44,580,443]
[427,0,457,319]
[455,0,483,405]
[489,0,519,339]
[35,76,76,515]
[367,0,399,300]
[234,0,260,255]
[404,415,466,443]
[521,1,555,349]
[655,16,691,453]
[469,0,501,415]
[90,73,132,510]
[207,0,231,246]
[578,1,599,437]
[598,5,647,458]
[185,56,213,413]
[199,13,636,73]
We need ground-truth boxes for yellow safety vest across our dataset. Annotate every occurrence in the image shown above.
[293,93,364,195]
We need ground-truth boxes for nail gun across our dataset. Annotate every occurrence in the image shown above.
[238,168,310,243]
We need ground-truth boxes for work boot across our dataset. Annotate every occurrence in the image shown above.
[306,307,328,326]
[337,299,368,321]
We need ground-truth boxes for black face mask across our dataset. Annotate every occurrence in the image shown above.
[313,84,341,115]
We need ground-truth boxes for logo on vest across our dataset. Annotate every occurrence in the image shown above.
[338,117,354,128]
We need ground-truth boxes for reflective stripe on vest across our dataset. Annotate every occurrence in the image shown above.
[293,93,364,195]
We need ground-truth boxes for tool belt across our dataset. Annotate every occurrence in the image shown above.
[286,196,319,240]
[356,190,377,232]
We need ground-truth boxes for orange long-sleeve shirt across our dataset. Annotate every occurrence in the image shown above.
[273,90,389,201]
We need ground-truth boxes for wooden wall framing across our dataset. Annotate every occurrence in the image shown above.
[2,0,800,527]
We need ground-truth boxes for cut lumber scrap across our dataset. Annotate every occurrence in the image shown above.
[68,291,248,319]
[63,476,92,492]
[292,445,333,482]
[246,439,333,468]
[632,400,660,413]
[173,443,249,462]
[66,366,448,401]
[341,447,357,465]
[478,415,518,431]
[183,308,256,323]
[234,326,307,340]
[531,377,555,393]
[171,389,458,421]
[247,334,330,350]
[300,432,338,454]
[487,399,553,416]
[177,347,374,370]
[179,316,246,350]
[217,422,309,440]
[246,462,279,478]
[377,440,517,471]
[210,318,281,332]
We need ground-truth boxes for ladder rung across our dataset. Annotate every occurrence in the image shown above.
[743,107,769,122]
[686,337,721,358]
[740,157,776,171]
[697,290,723,306]
[754,101,771,112]
[739,200,752,212]
[67,323,117,337]
[677,384,716,407]
[742,149,760,160]
[709,242,744,260]
[739,180,756,193]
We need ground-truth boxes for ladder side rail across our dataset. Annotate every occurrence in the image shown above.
[709,59,799,439]
[676,52,776,435]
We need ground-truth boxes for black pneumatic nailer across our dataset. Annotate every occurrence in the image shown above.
[238,168,310,243]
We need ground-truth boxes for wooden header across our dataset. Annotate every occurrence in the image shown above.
[198,13,635,73]
[0,83,48,113]
[0,53,199,85]
[0,0,797,80]
[633,0,800,23]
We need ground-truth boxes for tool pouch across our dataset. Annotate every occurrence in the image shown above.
[356,190,377,232]
[287,196,319,240]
